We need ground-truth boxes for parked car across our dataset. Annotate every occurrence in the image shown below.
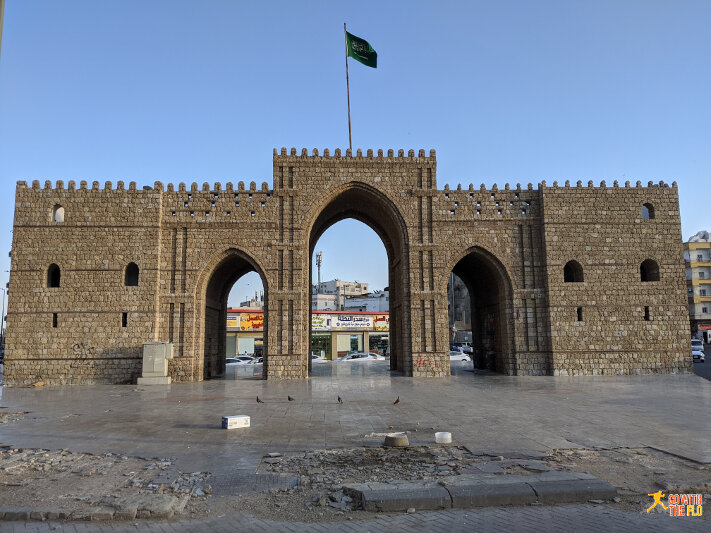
[310,354,329,364]
[336,352,384,362]
[449,350,472,362]
[226,355,254,365]
[248,356,263,365]
[692,339,705,363]
[452,342,473,354]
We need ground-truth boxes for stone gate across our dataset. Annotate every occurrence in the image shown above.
[3,148,692,385]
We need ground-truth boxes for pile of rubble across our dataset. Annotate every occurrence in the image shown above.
[262,445,532,489]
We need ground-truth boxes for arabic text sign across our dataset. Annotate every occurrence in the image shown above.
[374,314,389,331]
[240,313,264,331]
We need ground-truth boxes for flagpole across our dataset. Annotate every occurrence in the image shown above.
[344,23,353,152]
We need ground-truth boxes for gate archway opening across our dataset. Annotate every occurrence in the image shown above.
[449,247,515,374]
[310,219,389,372]
[307,183,410,375]
[199,250,267,380]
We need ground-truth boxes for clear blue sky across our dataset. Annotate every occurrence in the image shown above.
[1,1,709,308]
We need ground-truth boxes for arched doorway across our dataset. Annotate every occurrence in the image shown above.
[307,183,410,374]
[197,249,268,380]
[449,247,515,374]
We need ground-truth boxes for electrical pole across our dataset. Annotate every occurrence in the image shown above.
[316,252,323,292]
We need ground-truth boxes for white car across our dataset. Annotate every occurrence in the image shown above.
[336,352,384,362]
[692,339,705,363]
[449,350,472,362]
[226,355,254,365]
[311,354,329,364]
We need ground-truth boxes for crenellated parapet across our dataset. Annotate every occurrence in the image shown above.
[14,149,679,228]
[21,179,274,194]
[272,147,436,160]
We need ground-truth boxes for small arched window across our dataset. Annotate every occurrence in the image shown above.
[641,203,655,220]
[52,205,65,223]
[564,260,584,282]
[125,263,139,286]
[47,264,61,288]
[640,259,660,282]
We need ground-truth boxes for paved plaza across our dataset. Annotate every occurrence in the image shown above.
[0,504,708,533]
[1,363,709,531]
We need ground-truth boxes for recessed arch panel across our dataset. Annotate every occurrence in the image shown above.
[640,259,660,282]
[125,262,139,286]
[564,260,584,282]
[47,263,61,288]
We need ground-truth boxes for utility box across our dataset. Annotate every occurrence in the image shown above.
[137,342,173,385]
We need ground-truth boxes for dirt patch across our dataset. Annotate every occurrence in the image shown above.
[0,447,208,518]
[543,447,710,516]
[1,445,708,522]
[0,411,29,424]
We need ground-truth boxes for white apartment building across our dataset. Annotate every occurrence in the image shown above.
[312,279,369,310]
[684,230,711,341]
[311,293,339,311]
[344,290,389,312]
[239,291,264,310]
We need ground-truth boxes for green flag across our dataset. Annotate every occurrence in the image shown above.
[346,31,377,68]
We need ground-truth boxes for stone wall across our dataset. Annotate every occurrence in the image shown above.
[3,151,692,386]
[540,181,690,375]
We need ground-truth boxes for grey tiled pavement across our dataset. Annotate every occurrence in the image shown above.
[1,362,708,468]
[0,361,709,531]
[0,505,708,532]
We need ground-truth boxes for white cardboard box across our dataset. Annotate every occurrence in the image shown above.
[222,415,250,429]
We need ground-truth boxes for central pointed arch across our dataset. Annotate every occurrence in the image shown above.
[306,182,411,374]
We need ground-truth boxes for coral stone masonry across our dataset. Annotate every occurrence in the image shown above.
[3,148,692,385]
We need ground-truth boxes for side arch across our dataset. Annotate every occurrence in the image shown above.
[443,246,517,374]
[192,248,269,380]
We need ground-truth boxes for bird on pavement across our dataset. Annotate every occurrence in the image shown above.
[393,396,400,405]
[256,396,264,403]
[338,396,343,404]
[288,396,295,401]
